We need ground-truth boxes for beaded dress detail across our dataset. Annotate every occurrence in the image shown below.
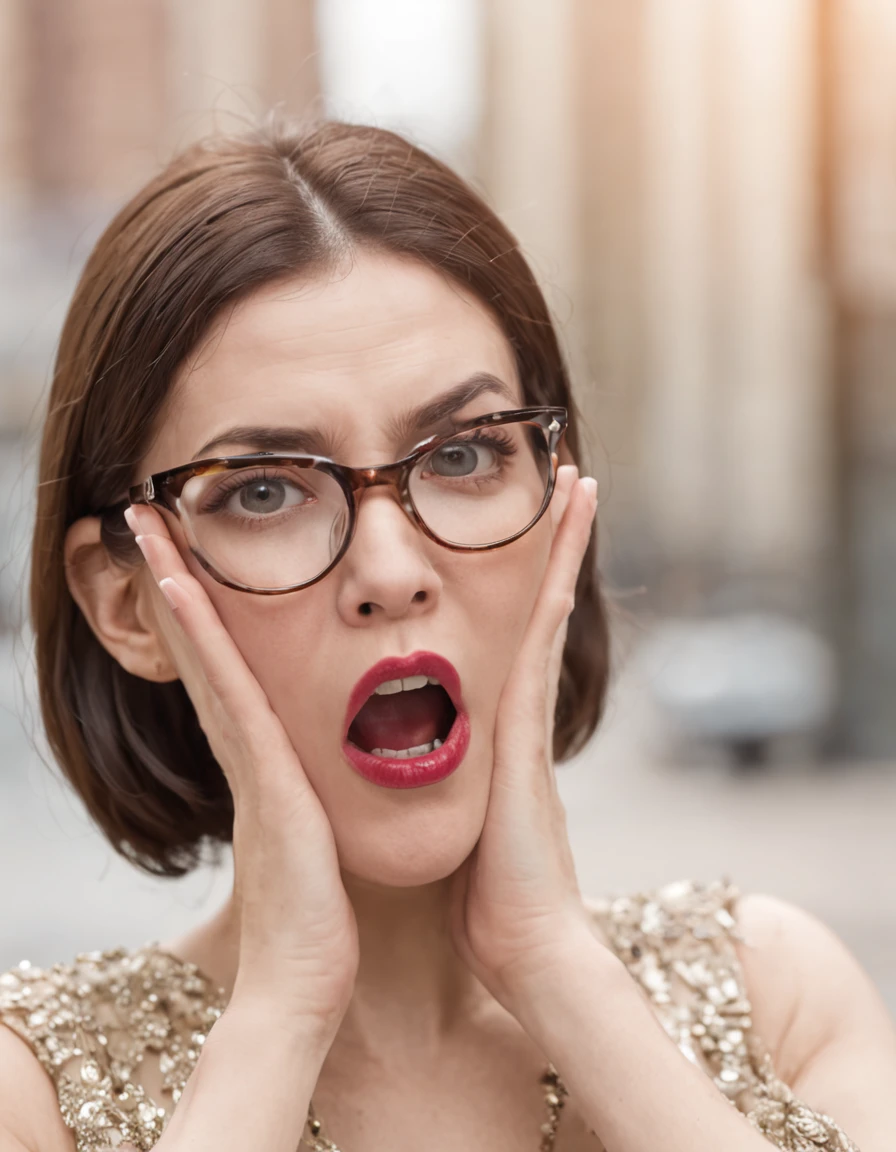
[0,879,860,1152]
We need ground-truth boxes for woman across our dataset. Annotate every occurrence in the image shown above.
[0,121,892,1152]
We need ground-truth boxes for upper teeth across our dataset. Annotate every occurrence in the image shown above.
[370,738,444,758]
[374,675,441,696]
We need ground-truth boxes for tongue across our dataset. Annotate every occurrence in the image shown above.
[349,685,454,753]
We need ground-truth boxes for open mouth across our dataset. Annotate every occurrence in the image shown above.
[347,675,458,758]
[342,652,470,788]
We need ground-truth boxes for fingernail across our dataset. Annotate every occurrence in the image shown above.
[123,506,139,533]
[158,577,186,610]
[133,534,147,558]
[582,477,598,504]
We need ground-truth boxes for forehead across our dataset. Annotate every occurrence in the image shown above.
[146,250,520,473]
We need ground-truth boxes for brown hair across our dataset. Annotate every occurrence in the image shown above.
[32,120,610,877]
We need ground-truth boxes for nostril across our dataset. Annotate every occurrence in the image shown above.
[359,602,373,616]
[413,591,427,603]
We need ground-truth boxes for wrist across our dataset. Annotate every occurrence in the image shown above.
[505,926,630,1039]
[221,989,343,1060]
[160,994,335,1151]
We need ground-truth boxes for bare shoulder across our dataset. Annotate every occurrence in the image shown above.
[731,891,896,1084]
[0,1021,74,1152]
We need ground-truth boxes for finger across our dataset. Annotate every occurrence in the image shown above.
[495,477,596,765]
[520,475,597,668]
[124,504,305,777]
[549,463,579,530]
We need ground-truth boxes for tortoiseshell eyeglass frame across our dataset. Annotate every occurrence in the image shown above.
[103,406,568,595]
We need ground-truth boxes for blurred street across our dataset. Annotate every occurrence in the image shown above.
[2,628,894,1015]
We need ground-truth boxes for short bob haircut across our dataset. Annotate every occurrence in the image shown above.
[32,120,610,878]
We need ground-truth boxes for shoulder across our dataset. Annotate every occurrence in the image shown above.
[0,946,225,1152]
[0,962,76,1152]
[0,1020,74,1152]
[583,879,826,1060]
[587,879,888,1082]
[729,889,893,1082]
[0,949,141,1076]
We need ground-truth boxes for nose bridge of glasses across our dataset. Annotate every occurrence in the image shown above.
[346,459,411,501]
[351,460,406,488]
[347,461,418,525]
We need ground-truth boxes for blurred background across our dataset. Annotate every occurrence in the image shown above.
[0,0,894,1010]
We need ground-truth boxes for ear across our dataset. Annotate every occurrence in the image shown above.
[64,516,179,683]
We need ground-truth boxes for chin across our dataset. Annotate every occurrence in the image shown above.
[334,817,483,889]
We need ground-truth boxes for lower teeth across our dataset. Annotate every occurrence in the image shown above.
[370,737,443,759]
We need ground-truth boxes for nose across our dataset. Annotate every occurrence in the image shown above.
[335,486,441,624]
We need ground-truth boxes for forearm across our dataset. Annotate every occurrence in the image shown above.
[514,935,770,1152]
[153,999,331,1152]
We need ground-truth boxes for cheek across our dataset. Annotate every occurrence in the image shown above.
[460,519,551,645]
[211,587,329,677]
[204,582,339,746]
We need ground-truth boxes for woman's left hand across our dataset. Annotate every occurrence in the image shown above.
[449,465,606,1014]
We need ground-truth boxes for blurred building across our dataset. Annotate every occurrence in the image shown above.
[0,0,894,756]
[482,0,896,759]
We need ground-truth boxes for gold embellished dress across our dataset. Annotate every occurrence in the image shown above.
[0,880,860,1152]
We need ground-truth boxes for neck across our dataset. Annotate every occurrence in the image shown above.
[338,871,488,1053]
[172,868,490,1057]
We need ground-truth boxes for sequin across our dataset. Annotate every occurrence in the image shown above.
[0,879,861,1151]
[0,947,223,1150]
[590,879,861,1151]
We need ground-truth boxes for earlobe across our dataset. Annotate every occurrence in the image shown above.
[64,516,179,683]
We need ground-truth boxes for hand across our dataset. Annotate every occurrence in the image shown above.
[449,467,602,1013]
[124,504,359,1039]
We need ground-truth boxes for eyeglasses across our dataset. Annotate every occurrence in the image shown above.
[117,407,567,595]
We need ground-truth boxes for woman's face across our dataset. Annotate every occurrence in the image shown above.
[138,250,557,887]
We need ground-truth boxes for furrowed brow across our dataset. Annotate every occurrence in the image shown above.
[388,374,519,443]
[191,374,517,462]
[192,425,341,460]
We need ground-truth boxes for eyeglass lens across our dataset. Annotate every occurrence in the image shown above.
[176,419,553,591]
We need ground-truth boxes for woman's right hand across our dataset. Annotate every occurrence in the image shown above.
[124,504,358,1041]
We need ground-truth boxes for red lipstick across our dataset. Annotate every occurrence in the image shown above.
[342,651,470,789]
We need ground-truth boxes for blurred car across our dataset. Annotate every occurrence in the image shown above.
[636,613,838,767]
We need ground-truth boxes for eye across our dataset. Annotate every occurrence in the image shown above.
[199,469,316,518]
[427,439,499,478]
[232,478,299,514]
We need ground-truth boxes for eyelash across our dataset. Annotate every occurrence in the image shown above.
[441,428,517,454]
[422,428,518,469]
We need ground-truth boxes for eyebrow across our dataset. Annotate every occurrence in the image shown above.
[191,373,518,461]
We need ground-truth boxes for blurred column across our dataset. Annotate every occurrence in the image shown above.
[27,0,168,203]
[479,0,583,365]
[573,0,646,543]
[0,0,28,216]
[834,0,896,756]
[641,0,717,589]
[165,0,264,142]
[262,0,318,117]
[712,0,831,594]
[641,0,832,615]
[836,1,896,308]
[166,1,319,147]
